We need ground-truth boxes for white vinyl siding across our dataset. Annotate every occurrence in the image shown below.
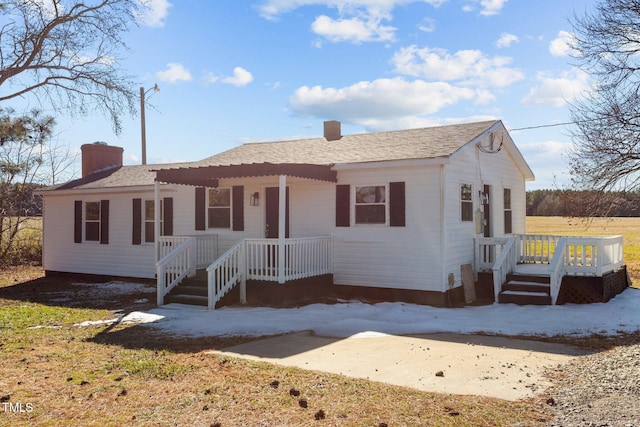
[331,166,443,291]
[442,131,527,292]
[44,192,157,278]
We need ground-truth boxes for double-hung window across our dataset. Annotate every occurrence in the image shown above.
[355,185,386,224]
[208,188,231,228]
[75,199,108,244]
[504,188,512,234]
[144,200,163,243]
[461,183,473,221]
[85,201,101,241]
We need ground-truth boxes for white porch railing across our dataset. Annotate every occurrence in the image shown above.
[156,237,196,306]
[490,237,517,302]
[245,237,334,282]
[475,234,625,305]
[516,234,561,264]
[475,237,511,271]
[563,236,624,276]
[285,236,334,280]
[207,240,246,309]
[203,236,333,309]
[548,237,567,305]
[245,239,279,282]
[159,235,219,268]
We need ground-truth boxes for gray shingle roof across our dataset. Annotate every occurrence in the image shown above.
[192,120,498,167]
[44,120,499,191]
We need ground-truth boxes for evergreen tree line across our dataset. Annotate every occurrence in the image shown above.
[527,189,640,217]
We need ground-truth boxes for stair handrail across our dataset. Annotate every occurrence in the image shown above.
[156,237,196,306]
[491,236,517,302]
[206,239,246,309]
[548,237,568,305]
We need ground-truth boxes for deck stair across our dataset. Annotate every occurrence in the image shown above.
[498,271,552,305]
[164,269,208,306]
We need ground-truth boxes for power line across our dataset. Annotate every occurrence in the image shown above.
[508,121,577,132]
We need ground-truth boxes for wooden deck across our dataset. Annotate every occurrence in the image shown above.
[476,234,626,305]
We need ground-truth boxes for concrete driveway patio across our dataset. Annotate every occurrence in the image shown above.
[209,331,588,401]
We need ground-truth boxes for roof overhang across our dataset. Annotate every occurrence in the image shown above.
[154,162,337,187]
[333,157,449,170]
[451,121,535,182]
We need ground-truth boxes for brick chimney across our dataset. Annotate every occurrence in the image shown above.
[81,142,124,178]
[324,120,341,141]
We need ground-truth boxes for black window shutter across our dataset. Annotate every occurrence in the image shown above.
[163,197,174,236]
[195,187,206,230]
[100,199,109,244]
[74,201,82,243]
[132,198,142,245]
[232,186,244,231]
[390,182,406,227]
[336,185,350,227]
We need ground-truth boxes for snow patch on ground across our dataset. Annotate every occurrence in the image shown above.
[66,280,640,339]
[69,281,155,297]
[74,311,163,327]
[83,287,640,339]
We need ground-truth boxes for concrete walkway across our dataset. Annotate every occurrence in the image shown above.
[210,331,588,401]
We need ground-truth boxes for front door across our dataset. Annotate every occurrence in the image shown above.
[483,184,491,237]
[265,187,290,238]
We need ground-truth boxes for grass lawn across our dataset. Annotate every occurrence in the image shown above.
[0,268,549,426]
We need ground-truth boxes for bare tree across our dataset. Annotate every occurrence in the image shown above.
[0,108,56,266]
[0,0,146,134]
[568,0,640,215]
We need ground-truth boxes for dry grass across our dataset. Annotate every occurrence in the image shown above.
[0,217,43,267]
[0,267,550,426]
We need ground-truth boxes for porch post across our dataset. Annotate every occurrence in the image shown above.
[278,174,286,284]
[154,179,161,263]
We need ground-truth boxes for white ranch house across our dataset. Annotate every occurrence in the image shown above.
[40,120,628,307]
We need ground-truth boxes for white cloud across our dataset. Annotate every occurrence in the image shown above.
[521,68,590,107]
[137,0,172,28]
[155,63,192,83]
[257,1,446,43]
[392,45,524,87]
[28,0,60,18]
[311,14,396,43]
[479,0,508,16]
[549,30,577,57]
[496,32,519,48]
[290,77,483,127]
[462,0,508,16]
[221,67,254,87]
[418,17,436,33]
[257,1,448,20]
[205,71,219,84]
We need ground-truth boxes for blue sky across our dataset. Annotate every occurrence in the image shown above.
[48,0,596,190]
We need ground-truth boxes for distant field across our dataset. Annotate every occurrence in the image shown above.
[526,216,640,286]
[0,216,43,266]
